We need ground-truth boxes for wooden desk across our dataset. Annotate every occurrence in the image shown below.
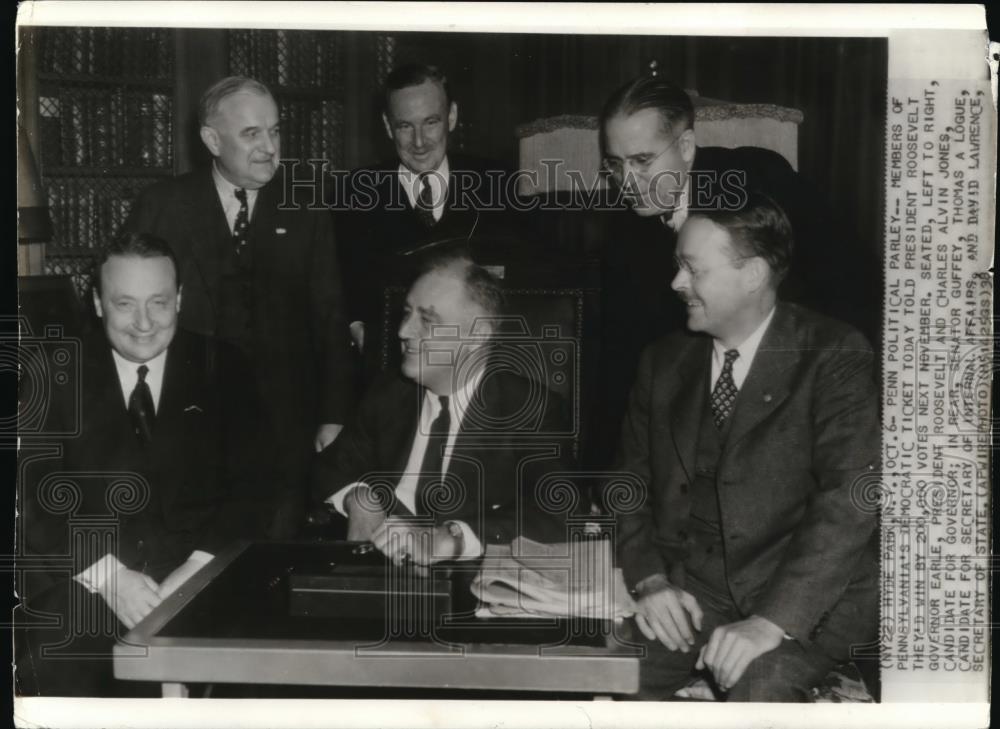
[113,541,640,698]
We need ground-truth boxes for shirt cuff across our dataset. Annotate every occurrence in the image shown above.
[73,553,125,594]
[188,550,215,565]
[450,521,483,560]
[328,482,367,517]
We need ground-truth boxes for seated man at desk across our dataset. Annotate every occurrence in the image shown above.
[313,246,575,564]
[17,233,271,697]
[615,194,879,701]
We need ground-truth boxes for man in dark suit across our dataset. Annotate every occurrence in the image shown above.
[125,76,353,538]
[16,233,270,696]
[334,64,518,375]
[616,194,879,701]
[313,247,574,563]
[591,75,878,469]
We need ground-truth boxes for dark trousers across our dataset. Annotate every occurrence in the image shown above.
[15,580,159,698]
[630,575,836,702]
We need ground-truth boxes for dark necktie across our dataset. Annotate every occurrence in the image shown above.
[128,364,155,444]
[710,349,740,429]
[413,395,451,516]
[233,187,250,255]
[415,173,436,228]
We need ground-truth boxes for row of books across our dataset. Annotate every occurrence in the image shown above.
[47,179,148,250]
[37,27,173,80]
[278,98,344,167]
[229,29,345,89]
[39,89,172,169]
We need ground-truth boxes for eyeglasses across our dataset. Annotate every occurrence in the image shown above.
[672,254,754,280]
[602,137,681,179]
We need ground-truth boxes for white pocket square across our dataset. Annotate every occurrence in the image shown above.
[276,227,287,235]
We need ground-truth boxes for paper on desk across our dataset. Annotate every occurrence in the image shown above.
[470,536,636,620]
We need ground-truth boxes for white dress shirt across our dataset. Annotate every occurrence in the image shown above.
[212,162,260,233]
[398,157,450,223]
[75,347,214,595]
[663,176,690,231]
[330,366,484,559]
[710,307,777,391]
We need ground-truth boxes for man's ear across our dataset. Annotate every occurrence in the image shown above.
[92,287,103,319]
[176,284,183,314]
[200,125,221,156]
[679,127,697,165]
[382,112,393,140]
[744,257,770,293]
[447,102,458,132]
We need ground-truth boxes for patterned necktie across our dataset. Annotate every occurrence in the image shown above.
[710,349,740,429]
[128,364,155,444]
[413,395,451,516]
[415,173,436,228]
[233,187,250,255]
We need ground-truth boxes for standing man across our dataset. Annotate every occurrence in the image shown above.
[313,246,574,560]
[17,233,270,696]
[126,76,354,538]
[592,74,877,469]
[335,63,516,372]
[616,194,879,700]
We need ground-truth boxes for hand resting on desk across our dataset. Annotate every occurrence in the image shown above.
[98,566,162,630]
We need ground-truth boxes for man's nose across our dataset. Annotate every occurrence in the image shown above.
[412,127,426,149]
[398,313,415,340]
[134,307,153,331]
[260,131,277,156]
[670,268,687,292]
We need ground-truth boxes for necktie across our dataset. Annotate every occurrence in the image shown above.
[710,349,740,429]
[128,364,155,444]
[415,173,436,228]
[413,395,451,515]
[233,187,250,255]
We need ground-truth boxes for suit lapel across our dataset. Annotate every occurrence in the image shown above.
[666,337,712,482]
[187,169,231,288]
[724,304,800,451]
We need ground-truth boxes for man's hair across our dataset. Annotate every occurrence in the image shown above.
[689,191,794,283]
[413,243,504,319]
[383,63,451,110]
[92,232,181,296]
[199,76,273,127]
[599,75,695,140]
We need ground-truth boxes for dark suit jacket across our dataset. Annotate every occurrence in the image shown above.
[21,329,271,600]
[125,166,354,451]
[616,303,879,653]
[334,154,520,327]
[593,144,878,469]
[312,368,577,545]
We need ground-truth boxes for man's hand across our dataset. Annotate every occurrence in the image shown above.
[98,566,162,630]
[633,573,703,652]
[371,518,460,567]
[696,615,785,691]
[314,423,345,452]
[157,558,209,600]
[344,485,387,542]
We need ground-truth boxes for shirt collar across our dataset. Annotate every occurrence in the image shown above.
[712,306,777,371]
[422,358,484,425]
[111,347,168,406]
[211,161,260,202]
[398,157,450,194]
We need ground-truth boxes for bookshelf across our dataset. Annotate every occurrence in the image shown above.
[34,27,176,296]
[228,30,346,170]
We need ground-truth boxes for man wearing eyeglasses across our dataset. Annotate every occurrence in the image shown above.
[590,75,876,472]
[616,193,879,701]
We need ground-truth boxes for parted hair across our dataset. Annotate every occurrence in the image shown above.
[198,76,273,127]
[599,75,695,140]
[689,190,794,283]
[384,63,452,109]
[93,231,181,296]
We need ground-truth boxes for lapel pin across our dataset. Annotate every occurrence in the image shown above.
[275,227,287,235]
[184,405,203,413]
[763,394,773,403]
